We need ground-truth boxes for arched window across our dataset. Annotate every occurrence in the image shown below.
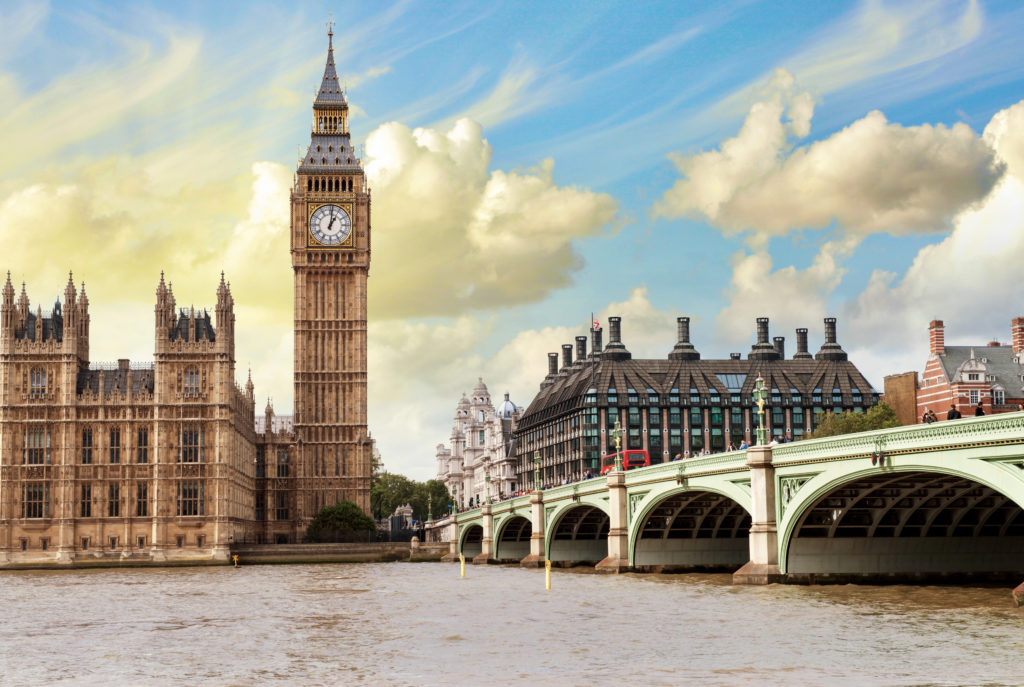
[307,178,312,191]
[30,368,46,395]
[183,366,200,395]
[314,179,320,191]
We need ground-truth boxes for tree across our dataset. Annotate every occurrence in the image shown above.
[306,500,376,542]
[370,472,451,522]
[808,403,901,439]
[370,472,416,520]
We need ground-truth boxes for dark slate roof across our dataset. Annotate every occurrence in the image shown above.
[516,355,878,432]
[936,345,1024,393]
[170,309,215,342]
[298,134,362,173]
[77,366,154,396]
[314,33,346,107]
[15,303,63,342]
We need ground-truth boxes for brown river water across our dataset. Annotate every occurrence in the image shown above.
[1,563,1021,686]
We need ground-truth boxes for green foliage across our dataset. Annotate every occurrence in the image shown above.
[371,472,451,522]
[808,403,901,439]
[306,500,376,542]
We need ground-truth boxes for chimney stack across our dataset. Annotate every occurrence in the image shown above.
[591,325,603,357]
[668,316,700,360]
[773,336,785,360]
[824,317,837,344]
[1011,317,1024,355]
[749,317,780,360]
[794,328,812,359]
[814,317,848,361]
[929,320,945,356]
[561,344,573,371]
[575,336,587,363]
[547,352,558,376]
[603,316,632,361]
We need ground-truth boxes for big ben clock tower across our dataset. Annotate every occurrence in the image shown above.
[290,23,372,519]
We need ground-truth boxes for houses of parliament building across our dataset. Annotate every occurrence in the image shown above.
[0,28,371,566]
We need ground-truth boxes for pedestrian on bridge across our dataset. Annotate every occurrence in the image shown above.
[947,404,962,420]
[975,404,985,416]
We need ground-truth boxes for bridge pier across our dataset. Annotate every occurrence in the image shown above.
[472,504,495,564]
[734,445,783,584]
[521,490,546,568]
[596,470,631,573]
[441,517,459,562]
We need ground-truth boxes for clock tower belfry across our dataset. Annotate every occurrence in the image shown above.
[290,24,372,520]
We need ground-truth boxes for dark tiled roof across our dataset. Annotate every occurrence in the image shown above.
[516,355,877,431]
[76,367,154,396]
[15,305,63,342]
[170,309,215,342]
[298,134,362,173]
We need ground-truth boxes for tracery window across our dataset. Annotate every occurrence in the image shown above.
[30,368,46,395]
[180,425,204,463]
[24,429,50,465]
[183,366,200,395]
[177,481,203,516]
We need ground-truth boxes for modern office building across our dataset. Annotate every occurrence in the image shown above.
[513,316,879,487]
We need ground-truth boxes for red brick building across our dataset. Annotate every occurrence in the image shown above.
[913,318,1024,421]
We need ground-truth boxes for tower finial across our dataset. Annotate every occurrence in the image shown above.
[327,12,334,44]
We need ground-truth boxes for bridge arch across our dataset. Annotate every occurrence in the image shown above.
[458,523,483,559]
[628,485,752,571]
[545,501,610,566]
[493,514,532,562]
[779,457,1024,581]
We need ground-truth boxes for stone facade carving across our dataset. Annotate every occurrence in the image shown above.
[436,379,520,509]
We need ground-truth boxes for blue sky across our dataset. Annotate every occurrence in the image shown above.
[2,0,1023,479]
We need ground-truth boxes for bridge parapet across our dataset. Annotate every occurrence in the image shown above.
[773,412,1024,466]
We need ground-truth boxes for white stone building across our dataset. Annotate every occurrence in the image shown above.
[436,378,520,510]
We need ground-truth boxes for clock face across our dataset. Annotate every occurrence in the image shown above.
[309,204,351,246]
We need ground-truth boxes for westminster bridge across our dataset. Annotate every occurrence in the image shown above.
[436,413,1024,584]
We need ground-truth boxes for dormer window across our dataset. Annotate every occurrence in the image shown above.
[968,373,980,381]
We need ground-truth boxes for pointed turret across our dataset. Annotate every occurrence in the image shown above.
[314,25,346,107]
[245,368,254,401]
[298,23,359,174]
[1,273,13,341]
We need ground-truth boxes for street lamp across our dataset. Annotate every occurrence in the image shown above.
[609,415,624,472]
[484,467,491,505]
[753,372,768,446]
[533,450,541,491]
[428,494,433,522]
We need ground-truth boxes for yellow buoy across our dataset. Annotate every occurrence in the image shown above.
[545,559,551,590]
[459,554,466,578]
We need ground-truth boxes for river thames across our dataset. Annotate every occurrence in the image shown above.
[1,562,1021,686]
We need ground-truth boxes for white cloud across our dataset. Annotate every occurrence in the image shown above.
[714,239,856,346]
[655,69,1002,244]
[842,100,1024,357]
[365,117,618,318]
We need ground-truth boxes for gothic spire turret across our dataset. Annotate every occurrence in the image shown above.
[315,19,346,107]
[298,21,359,174]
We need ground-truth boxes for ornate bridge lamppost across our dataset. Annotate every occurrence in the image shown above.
[753,373,769,446]
[484,467,492,505]
[609,416,624,472]
[428,494,433,523]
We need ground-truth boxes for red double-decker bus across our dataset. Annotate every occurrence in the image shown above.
[599,449,650,475]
